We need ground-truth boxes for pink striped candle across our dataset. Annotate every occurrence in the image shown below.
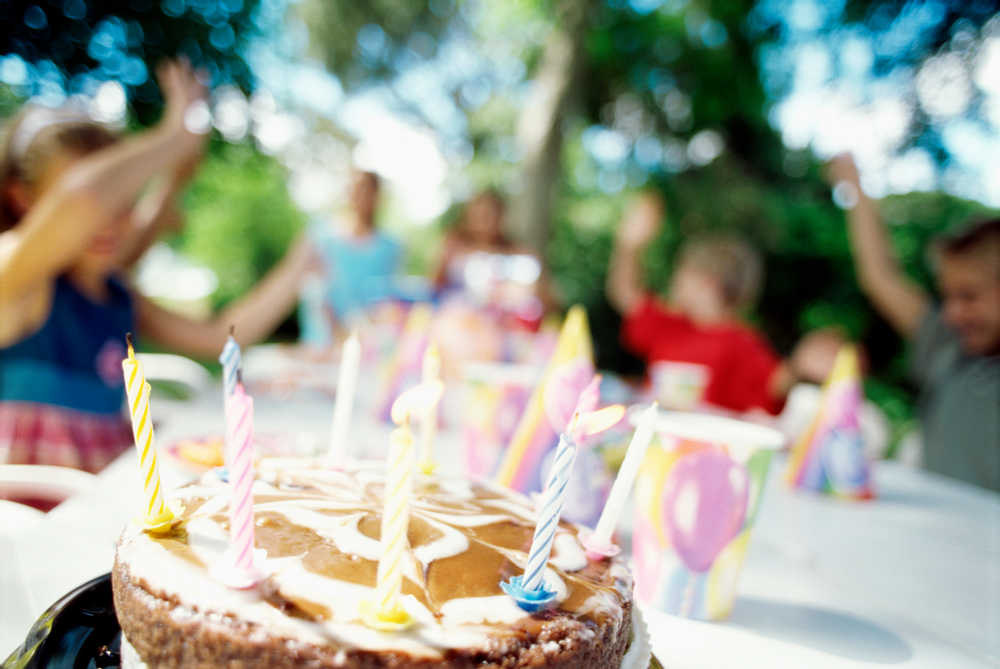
[210,382,264,588]
[227,384,255,570]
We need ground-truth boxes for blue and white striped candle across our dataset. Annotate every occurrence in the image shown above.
[219,329,241,413]
[522,432,578,591]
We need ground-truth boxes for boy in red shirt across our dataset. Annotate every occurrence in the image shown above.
[607,191,838,415]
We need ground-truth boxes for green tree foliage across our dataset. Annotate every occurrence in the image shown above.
[179,141,307,310]
[293,0,458,88]
[0,0,261,122]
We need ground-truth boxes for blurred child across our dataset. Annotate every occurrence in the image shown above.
[433,189,558,322]
[828,153,999,490]
[606,190,840,415]
[0,60,315,473]
[299,169,402,346]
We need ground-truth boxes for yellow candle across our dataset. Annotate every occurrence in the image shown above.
[361,380,444,631]
[369,422,414,625]
[122,334,176,532]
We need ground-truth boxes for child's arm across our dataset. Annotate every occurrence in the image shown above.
[606,191,664,314]
[117,151,202,269]
[136,235,319,359]
[0,61,208,300]
[827,153,930,339]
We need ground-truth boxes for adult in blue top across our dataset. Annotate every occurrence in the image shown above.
[299,170,401,344]
[829,153,1000,492]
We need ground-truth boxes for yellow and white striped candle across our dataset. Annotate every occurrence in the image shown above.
[362,380,444,630]
[122,334,170,524]
[370,421,414,622]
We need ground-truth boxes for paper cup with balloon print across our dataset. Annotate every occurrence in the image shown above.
[460,362,540,479]
[631,411,785,620]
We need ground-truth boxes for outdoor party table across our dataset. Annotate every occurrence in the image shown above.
[2,364,997,668]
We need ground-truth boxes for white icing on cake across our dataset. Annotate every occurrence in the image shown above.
[116,459,630,657]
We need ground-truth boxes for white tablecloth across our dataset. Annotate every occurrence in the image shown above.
[2,383,998,668]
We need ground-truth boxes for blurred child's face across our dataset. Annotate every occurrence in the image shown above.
[35,149,126,275]
[669,263,727,319]
[463,195,504,245]
[350,172,379,225]
[938,253,1000,355]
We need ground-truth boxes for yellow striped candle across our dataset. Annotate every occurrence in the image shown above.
[368,422,414,627]
[361,380,444,631]
[122,334,175,532]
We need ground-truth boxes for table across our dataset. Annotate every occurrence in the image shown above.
[2,380,998,668]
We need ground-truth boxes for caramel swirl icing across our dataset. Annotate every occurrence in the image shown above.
[116,458,631,657]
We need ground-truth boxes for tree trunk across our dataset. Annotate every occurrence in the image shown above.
[507,0,592,256]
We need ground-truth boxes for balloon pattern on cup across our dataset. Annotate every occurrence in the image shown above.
[661,448,750,573]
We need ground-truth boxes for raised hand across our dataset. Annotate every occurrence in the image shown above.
[616,191,665,249]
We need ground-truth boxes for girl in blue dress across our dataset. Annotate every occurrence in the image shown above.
[0,60,315,472]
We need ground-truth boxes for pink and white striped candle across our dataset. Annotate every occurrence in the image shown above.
[223,382,260,583]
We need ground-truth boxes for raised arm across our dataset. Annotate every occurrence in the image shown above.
[827,153,930,339]
[136,235,319,360]
[117,151,202,269]
[606,191,664,314]
[0,60,208,298]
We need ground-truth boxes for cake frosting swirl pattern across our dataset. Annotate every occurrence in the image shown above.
[112,458,637,669]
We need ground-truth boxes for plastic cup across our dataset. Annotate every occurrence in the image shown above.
[648,361,709,411]
[631,410,785,620]
[460,362,540,479]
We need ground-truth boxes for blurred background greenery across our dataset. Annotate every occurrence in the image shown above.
[2,0,998,455]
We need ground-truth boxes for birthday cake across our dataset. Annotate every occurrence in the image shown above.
[111,458,645,669]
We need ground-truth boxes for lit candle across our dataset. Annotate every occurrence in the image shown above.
[583,401,659,559]
[122,333,175,532]
[501,426,579,611]
[361,380,444,630]
[571,374,601,443]
[418,341,441,472]
[369,422,414,626]
[327,331,361,465]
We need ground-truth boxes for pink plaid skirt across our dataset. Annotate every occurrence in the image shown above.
[0,402,133,474]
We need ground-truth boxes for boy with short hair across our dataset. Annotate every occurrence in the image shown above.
[606,191,838,415]
[828,153,1000,491]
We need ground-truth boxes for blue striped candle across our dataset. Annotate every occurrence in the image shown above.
[522,432,578,591]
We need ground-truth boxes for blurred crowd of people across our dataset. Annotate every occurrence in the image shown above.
[1,59,996,493]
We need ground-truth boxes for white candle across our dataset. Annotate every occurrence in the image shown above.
[586,401,659,556]
[327,331,361,465]
[419,342,441,468]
